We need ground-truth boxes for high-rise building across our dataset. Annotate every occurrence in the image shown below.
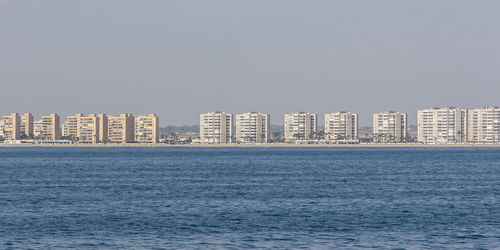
[373,111,407,143]
[0,113,21,140]
[78,114,99,144]
[97,114,108,143]
[235,112,270,143]
[135,114,159,143]
[40,113,61,140]
[324,112,358,142]
[20,113,34,139]
[467,107,500,143]
[62,113,83,138]
[284,112,317,142]
[417,107,467,144]
[200,112,234,144]
[108,114,135,143]
[33,119,42,138]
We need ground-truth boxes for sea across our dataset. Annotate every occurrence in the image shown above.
[0,147,499,249]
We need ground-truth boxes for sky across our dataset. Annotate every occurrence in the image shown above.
[1,0,499,126]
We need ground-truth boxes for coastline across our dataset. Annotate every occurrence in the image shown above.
[1,143,500,148]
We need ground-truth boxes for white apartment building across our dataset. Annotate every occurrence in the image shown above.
[417,107,467,144]
[467,107,500,143]
[235,112,270,143]
[200,112,234,144]
[135,114,159,143]
[373,111,407,143]
[324,112,358,142]
[284,112,317,142]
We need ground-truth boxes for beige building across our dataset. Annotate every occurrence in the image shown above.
[97,114,108,143]
[108,114,135,143]
[417,107,467,144]
[324,112,358,142]
[235,112,270,143]
[20,113,34,139]
[284,112,317,142]
[62,113,84,138]
[200,112,234,144]
[33,119,42,138]
[467,107,500,143]
[1,113,21,140]
[40,113,61,140]
[135,114,159,143]
[373,111,407,143]
[78,114,100,143]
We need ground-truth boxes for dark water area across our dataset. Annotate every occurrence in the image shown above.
[0,147,499,248]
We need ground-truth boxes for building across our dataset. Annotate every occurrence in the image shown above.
[373,111,407,143]
[467,107,500,143]
[0,113,21,140]
[135,114,159,143]
[417,107,467,144]
[33,119,42,138]
[97,114,108,143]
[200,112,234,144]
[284,112,317,142]
[40,113,61,140]
[78,114,100,144]
[235,112,270,143]
[62,113,83,139]
[324,112,358,142]
[20,113,34,139]
[108,114,135,143]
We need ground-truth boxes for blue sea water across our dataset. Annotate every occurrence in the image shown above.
[0,147,499,249]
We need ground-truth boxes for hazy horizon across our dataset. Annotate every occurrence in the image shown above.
[1,0,500,126]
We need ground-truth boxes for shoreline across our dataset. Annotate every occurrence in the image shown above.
[1,143,500,148]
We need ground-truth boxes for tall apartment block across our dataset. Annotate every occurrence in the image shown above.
[0,113,21,140]
[235,112,270,143]
[324,112,358,141]
[108,114,135,143]
[97,114,108,142]
[62,113,84,138]
[373,111,407,143]
[417,107,467,144]
[78,114,100,143]
[20,113,34,138]
[135,114,159,143]
[40,113,61,140]
[200,112,234,144]
[284,112,317,142]
[467,107,500,143]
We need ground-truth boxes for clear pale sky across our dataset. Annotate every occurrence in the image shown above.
[1,0,499,126]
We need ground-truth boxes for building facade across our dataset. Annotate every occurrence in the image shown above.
[1,113,21,140]
[108,114,135,143]
[135,114,159,143]
[40,113,61,140]
[284,112,317,142]
[77,114,100,143]
[417,107,467,144]
[200,112,234,144]
[20,113,34,139]
[467,107,500,143]
[62,113,84,138]
[373,111,407,143]
[235,112,270,143]
[324,112,358,142]
[97,114,108,143]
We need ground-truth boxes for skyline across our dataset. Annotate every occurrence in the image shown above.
[2,1,500,126]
